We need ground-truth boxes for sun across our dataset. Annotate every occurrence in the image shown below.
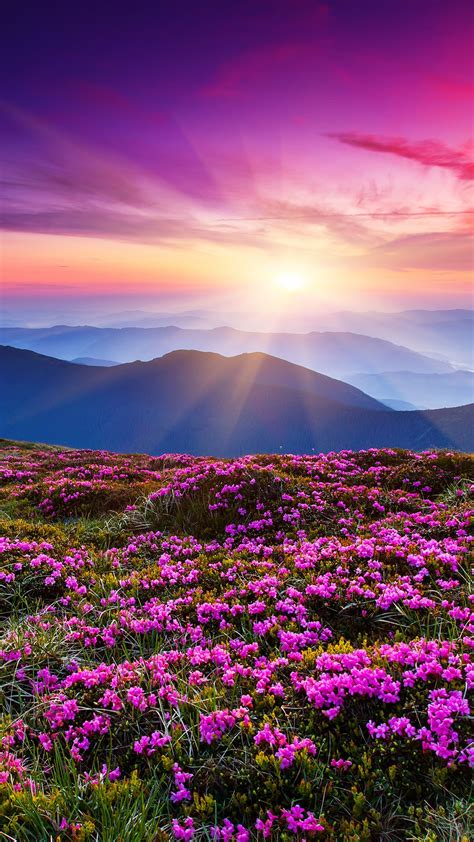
[275,271,306,293]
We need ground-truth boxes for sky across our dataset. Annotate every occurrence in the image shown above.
[1,0,473,326]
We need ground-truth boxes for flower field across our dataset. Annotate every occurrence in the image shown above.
[0,441,472,841]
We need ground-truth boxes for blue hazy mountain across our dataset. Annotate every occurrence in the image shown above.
[1,346,472,456]
[0,325,455,380]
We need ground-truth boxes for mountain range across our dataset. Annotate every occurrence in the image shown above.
[2,307,471,364]
[316,309,473,369]
[347,370,474,410]
[3,320,472,408]
[1,346,472,456]
[0,325,457,380]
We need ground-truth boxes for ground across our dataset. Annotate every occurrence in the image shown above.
[0,441,472,841]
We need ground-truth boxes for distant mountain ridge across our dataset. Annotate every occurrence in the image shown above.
[1,346,472,455]
[319,309,473,368]
[72,357,118,367]
[347,370,474,410]
[0,324,455,380]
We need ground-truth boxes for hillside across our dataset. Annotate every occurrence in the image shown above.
[1,346,473,454]
[0,442,472,839]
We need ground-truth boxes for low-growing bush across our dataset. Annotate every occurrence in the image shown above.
[0,443,472,840]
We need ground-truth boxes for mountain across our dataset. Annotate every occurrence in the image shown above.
[72,357,119,366]
[0,324,454,379]
[1,346,472,455]
[94,309,220,329]
[320,309,473,369]
[380,398,419,411]
[347,370,474,410]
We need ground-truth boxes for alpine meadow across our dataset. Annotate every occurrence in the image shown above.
[0,1,473,840]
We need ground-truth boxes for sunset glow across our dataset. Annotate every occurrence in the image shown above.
[1,0,473,324]
[275,272,307,293]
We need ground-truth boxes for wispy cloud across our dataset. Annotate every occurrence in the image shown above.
[367,231,473,271]
[328,133,474,181]
[243,198,380,247]
[1,200,266,249]
[2,160,157,211]
[0,207,185,241]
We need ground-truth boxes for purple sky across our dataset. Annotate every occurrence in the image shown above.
[1,0,473,324]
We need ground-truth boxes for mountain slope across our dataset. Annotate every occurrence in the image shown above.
[1,346,472,455]
[0,325,454,377]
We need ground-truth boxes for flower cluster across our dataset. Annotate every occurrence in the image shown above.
[0,443,472,840]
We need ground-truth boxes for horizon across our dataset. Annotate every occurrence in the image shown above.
[1,304,473,333]
[0,299,474,335]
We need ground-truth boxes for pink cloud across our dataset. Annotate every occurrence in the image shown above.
[328,133,474,181]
